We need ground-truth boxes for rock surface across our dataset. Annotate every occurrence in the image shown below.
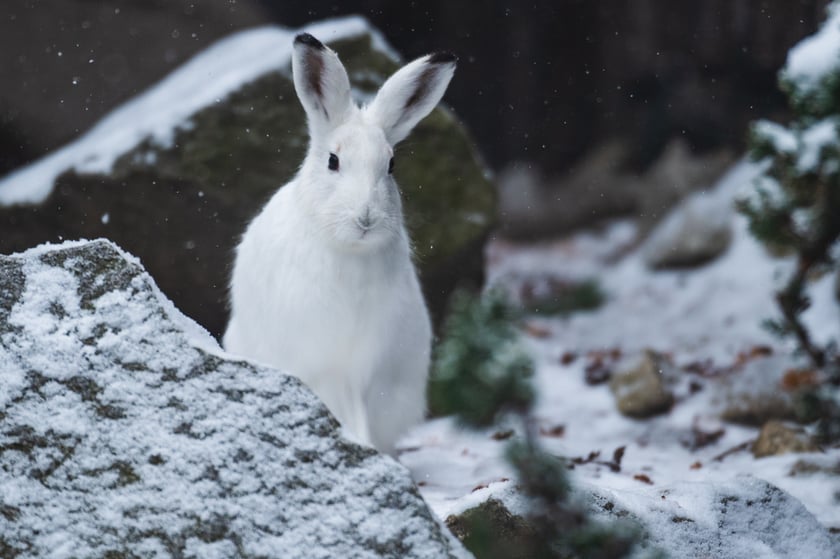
[0,239,469,559]
[497,139,735,241]
[444,475,840,559]
[609,350,675,418]
[717,356,798,426]
[835,268,840,302]
[588,476,840,558]
[642,187,734,269]
[444,499,535,559]
[0,19,496,337]
[752,421,820,458]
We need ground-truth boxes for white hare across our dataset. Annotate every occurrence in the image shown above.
[223,32,456,454]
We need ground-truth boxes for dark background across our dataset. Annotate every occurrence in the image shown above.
[0,0,830,186]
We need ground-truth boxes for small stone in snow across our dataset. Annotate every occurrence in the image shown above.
[752,421,820,458]
[609,350,675,418]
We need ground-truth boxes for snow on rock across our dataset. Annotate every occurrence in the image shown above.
[641,178,734,269]
[715,354,798,426]
[0,239,469,559]
[0,16,391,207]
[586,476,839,558]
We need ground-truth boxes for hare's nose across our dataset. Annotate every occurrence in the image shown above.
[356,208,375,230]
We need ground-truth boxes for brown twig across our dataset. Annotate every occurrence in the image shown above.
[712,440,754,462]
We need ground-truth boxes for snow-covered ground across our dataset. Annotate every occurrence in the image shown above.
[400,161,840,548]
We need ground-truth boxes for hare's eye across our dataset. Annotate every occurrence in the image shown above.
[388,157,394,175]
[328,153,339,171]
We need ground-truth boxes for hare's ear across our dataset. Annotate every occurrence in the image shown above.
[366,52,456,145]
[292,33,354,135]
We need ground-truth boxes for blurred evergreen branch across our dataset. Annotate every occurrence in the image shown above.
[524,279,605,316]
[429,289,535,424]
[737,2,840,443]
[430,289,637,558]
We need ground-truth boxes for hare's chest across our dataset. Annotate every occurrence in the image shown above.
[273,245,406,349]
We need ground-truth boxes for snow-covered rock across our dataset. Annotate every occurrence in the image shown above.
[496,138,735,241]
[0,239,469,559]
[588,476,840,558]
[716,355,798,426]
[641,188,733,269]
[444,473,840,558]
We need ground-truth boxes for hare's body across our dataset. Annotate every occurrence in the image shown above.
[224,179,430,450]
[224,33,455,454]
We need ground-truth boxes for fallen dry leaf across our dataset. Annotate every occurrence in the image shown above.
[583,348,622,385]
[750,345,774,358]
[539,424,566,438]
[612,446,626,469]
[781,368,820,391]
[522,321,552,339]
[570,448,624,473]
[683,426,725,451]
[712,440,753,462]
[491,429,515,441]
[634,473,654,485]
[560,351,578,365]
[471,478,510,493]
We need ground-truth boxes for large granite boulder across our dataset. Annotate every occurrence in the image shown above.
[0,239,470,558]
[0,17,496,338]
[587,476,840,558]
[444,475,840,558]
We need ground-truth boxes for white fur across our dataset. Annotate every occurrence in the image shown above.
[224,35,456,454]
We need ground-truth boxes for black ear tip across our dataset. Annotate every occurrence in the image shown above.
[429,51,458,65]
[295,33,325,50]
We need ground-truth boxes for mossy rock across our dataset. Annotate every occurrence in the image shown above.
[445,499,536,559]
[0,32,496,337]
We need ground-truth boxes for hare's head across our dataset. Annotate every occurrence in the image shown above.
[291,33,456,250]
